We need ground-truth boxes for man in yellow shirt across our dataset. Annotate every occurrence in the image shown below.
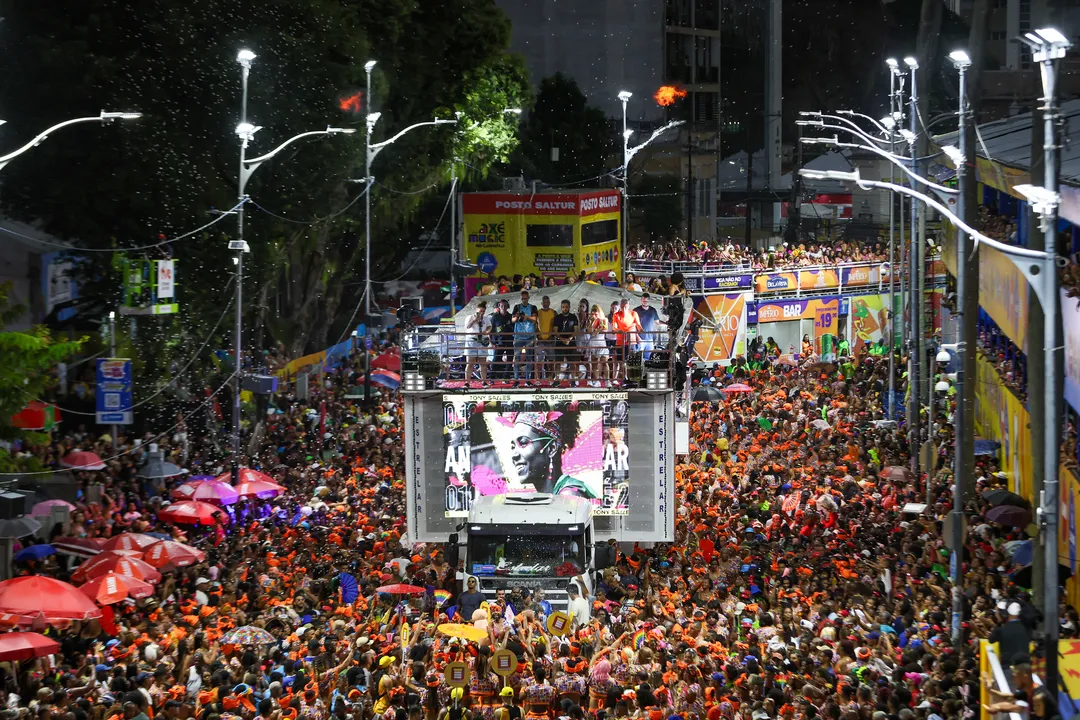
[535,295,556,381]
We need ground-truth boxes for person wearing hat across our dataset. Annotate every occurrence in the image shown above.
[495,687,521,720]
[440,687,471,720]
[372,656,398,716]
[989,602,1031,670]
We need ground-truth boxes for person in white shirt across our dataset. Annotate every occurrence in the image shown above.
[567,581,590,625]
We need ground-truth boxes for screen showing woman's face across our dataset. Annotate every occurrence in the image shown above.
[509,421,555,486]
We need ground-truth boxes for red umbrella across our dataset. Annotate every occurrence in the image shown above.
[184,480,239,505]
[0,577,102,622]
[10,402,61,431]
[217,468,279,487]
[722,383,753,393]
[78,572,155,605]
[60,451,106,471]
[101,533,158,553]
[52,537,106,559]
[0,632,59,661]
[142,541,205,570]
[376,583,425,595]
[71,552,162,584]
[158,501,228,526]
[171,480,206,501]
[234,478,286,499]
[371,350,401,372]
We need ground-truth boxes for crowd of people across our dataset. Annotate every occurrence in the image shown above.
[3,290,1065,720]
[626,240,889,271]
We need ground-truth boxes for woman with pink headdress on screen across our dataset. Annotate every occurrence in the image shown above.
[499,411,599,499]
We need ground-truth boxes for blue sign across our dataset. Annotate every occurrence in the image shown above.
[477,252,498,274]
[95,358,133,425]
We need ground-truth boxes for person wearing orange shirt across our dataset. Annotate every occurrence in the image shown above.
[612,299,642,382]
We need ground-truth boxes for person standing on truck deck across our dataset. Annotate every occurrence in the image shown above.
[567,582,590,625]
[459,576,485,622]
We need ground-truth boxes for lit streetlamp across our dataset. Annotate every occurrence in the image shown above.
[0,111,141,172]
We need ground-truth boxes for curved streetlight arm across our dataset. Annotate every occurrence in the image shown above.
[806,136,957,196]
[836,110,891,136]
[369,119,457,163]
[240,128,353,192]
[0,112,139,170]
[625,119,685,165]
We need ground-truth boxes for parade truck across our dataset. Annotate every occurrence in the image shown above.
[452,493,603,611]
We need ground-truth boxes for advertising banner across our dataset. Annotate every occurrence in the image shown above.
[755,271,799,294]
[848,294,897,355]
[756,297,839,323]
[840,264,890,288]
[972,354,1032,502]
[942,231,1028,350]
[1060,465,1080,611]
[689,294,747,363]
[462,191,621,284]
[95,358,133,425]
[799,269,839,291]
[442,393,630,518]
[683,274,753,293]
[156,260,175,299]
[1062,288,1080,414]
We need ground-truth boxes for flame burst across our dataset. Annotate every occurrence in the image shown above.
[338,92,363,113]
[654,85,688,107]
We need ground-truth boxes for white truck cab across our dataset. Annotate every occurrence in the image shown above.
[456,493,601,610]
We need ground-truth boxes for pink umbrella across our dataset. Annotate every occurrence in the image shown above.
[722,383,753,393]
[30,500,76,517]
[234,478,286,499]
[142,541,205,570]
[60,451,105,471]
[186,479,239,505]
[101,533,158,553]
[216,468,279,486]
[0,577,102,623]
[170,480,206,501]
[71,552,163,584]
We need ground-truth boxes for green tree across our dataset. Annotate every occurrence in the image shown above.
[0,283,84,447]
[511,73,615,184]
[631,175,684,243]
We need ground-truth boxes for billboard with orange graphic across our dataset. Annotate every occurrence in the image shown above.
[689,294,747,364]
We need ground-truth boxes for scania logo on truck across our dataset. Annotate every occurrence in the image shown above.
[495,200,577,211]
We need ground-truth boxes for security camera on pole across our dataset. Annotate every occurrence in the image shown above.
[229,49,355,482]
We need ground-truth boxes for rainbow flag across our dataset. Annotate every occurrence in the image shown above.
[434,589,452,606]
[633,630,646,649]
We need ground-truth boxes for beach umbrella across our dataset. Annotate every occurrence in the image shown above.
[986,505,1032,528]
[376,583,425,595]
[221,625,276,646]
[78,572,154,605]
[13,545,55,563]
[142,541,205,570]
[338,573,358,605]
[11,402,61,431]
[71,552,162,584]
[101,533,159,553]
[692,386,725,403]
[723,383,753,393]
[52,537,105,559]
[0,577,102,623]
[0,632,59,661]
[0,518,41,539]
[137,458,184,480]
[981,489,1031,509]
[369,371,400,390]
[371,350,401,371]
[30,500,76,517]
[1007,540,1034,567]
[437,623,488,642]
[60,451,105,471]
[235,478,286,499]
[158,501,229,526]
[180,480,239,505]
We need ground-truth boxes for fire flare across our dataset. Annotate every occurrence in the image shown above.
[654,85,688,107]
[338,92,363,113]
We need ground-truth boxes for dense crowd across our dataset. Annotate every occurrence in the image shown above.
[3,314,1064,720]
[626,241,888,270]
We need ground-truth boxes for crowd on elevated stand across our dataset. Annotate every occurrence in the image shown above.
[626,241,888,271]
[2,316,1068,720]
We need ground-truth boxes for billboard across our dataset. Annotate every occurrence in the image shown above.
[683,274,753,292]
[756,297,839,323]
[941,229,1028,350]
[690,294,747,363]
[848,294,895,355]
[1064,288,1080,413]
[462,191,621,284]
[442,393,630,518]
[96,358,133,425]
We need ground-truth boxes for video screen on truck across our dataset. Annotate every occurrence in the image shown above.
[442,393,630,518]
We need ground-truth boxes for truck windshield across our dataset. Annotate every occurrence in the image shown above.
[468,533,585,577]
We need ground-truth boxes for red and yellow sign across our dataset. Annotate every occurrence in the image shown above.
[462,190,621,283]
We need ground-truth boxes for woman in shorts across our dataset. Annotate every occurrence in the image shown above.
[587,304,610,385]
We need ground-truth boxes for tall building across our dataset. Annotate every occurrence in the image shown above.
[494,0,666,123]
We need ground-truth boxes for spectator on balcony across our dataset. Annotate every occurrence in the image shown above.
[612,298,642,380]
[511,291,538,383]
[535,295,556,381]
[624,272,643,293]
[585,303,610,386]
[632,293,663,360]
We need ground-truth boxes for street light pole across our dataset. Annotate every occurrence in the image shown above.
[230,49,355,480]
[947,48,971,649]
[905,55,922,481]
[619,90,632,278]
[887,58,899,421]
[0,111,141,172]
